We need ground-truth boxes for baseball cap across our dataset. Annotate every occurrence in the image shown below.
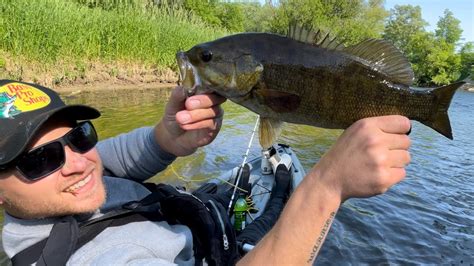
[0,80,100,167]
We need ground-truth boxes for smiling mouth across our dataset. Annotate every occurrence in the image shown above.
[64,174,93,193]
[176,52,202,97]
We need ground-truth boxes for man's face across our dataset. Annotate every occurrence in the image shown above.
[0,119,106,219]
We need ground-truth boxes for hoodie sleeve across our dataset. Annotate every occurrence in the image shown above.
[96,126,176,181]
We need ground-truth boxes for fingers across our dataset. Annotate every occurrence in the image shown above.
[376,115,411,134]
[175,91,225,127]
[387,133,411,150]
[176,106,224,128]
[180,117,222,131]
[388,150,411,168]
[185,93,227,110]
[387,168,407,183]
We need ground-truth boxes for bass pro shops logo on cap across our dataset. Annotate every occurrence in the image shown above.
[0,82,51,119]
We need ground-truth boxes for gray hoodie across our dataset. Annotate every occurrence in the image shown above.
[2,127,195,265]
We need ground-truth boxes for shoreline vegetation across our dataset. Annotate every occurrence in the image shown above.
[0,0,472,93]
[0,0,228,92]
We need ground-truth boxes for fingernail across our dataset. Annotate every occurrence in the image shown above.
[178,113,191,123]
[188,99,200,109]
[406,124,412,135]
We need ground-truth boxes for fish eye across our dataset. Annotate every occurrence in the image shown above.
[200,50,213,62]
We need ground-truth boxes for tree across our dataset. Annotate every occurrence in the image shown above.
[460,42,474,79]
[384,5,433,85]
[427,9,463,85]
[425,40,462,85]
[183,0,221,27]
[270,0,388,45]
[383,5,428,53]
[241,3,276,33]
[216,3,244,32]
[435,9,463,46]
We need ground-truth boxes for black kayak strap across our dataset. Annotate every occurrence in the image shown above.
[11,191,166,266]
[11,216,79,266]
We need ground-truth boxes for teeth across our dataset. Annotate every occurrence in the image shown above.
[66,175,92,193]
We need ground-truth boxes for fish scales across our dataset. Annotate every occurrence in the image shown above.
[259,59,435,129]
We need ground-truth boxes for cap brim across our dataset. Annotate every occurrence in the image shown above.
[0,105,100,166]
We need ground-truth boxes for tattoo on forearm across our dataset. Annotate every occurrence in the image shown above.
[307,211,336,263]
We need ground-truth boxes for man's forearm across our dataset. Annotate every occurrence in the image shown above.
[238,167,341,265]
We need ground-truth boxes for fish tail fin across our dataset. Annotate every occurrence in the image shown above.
[422,81,464,140]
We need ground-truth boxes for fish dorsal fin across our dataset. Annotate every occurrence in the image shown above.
[343,39,415,85]
[287,23,344,51]
[259,118,283,149]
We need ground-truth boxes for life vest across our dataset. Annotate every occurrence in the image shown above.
[11,183,240,266]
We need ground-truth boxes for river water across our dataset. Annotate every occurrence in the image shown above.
[1,87,472,264]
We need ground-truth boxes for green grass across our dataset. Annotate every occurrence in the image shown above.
[0,0,228,69]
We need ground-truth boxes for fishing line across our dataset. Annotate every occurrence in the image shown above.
[170,164,248,193]
[226,115,260,215]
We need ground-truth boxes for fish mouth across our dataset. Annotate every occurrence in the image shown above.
[176,51,202,97]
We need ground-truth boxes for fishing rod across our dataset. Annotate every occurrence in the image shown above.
[227,115,260,215]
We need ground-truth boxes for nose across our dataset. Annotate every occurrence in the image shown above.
[60,146,87,177]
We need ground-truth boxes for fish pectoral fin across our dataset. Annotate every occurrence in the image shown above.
[259,118,283,149]
[255,89,301,113]
[343,39,415,86]
[287,23,345,51]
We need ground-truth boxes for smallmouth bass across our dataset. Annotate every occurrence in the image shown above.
[177,25,464,148]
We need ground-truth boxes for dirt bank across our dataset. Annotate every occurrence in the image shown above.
[55,80,177,95]
[0,52,179,93]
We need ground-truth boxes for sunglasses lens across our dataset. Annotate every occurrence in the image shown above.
[17,142,64,181]
[15,121,98,181]
[67,122,98,153]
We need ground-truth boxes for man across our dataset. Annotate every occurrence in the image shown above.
[0,80,411,264]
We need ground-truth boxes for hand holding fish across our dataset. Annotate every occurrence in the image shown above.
[155,86,226,156]
[314,115,412,202]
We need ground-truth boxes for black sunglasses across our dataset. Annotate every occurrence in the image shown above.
[15,121,98,181]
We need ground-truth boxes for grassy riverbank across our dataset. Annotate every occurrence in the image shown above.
[0,0,228,88]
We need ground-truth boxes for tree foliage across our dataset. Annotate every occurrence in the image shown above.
[240,3,276,33]
[384,5,463,86]
[435,9,463,45]
[460,42,474,79]
[384,5,428,52]
[183,0,221,26]
[267,0,388,45]
[216,3,244,32]
[426,40,462,85]
[179,0,244,32]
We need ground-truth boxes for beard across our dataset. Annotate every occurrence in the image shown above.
[1,179,107,220]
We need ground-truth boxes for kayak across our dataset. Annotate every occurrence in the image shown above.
[207,143,306,251]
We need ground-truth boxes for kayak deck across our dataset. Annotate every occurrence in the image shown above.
[213,144,306,225]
